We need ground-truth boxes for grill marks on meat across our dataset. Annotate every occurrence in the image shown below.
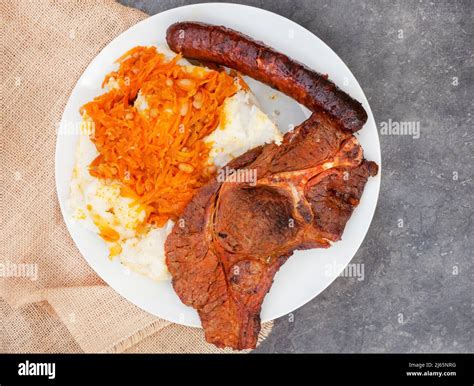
[165,112,378,349]
[165,22,377,350]
[166,22,367,132]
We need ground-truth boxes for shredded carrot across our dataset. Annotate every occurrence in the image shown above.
[81,46,239,227]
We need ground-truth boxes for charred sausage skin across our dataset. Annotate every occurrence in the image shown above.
[166,22,368,132]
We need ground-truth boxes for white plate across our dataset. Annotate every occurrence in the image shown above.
[55,3,381,327]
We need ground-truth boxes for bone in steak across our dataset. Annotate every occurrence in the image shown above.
[165,111,378,350]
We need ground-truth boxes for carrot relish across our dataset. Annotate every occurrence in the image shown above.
[81,46,239,227]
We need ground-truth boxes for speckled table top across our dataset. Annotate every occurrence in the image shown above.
[118,0,473,353]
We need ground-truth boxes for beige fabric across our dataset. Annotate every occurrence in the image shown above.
[0,0,272,353]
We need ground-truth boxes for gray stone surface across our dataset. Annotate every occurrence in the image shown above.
[118,0,473,353]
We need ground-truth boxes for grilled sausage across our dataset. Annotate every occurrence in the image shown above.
[166,22,367,132]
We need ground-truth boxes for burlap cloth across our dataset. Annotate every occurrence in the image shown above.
[0,0,273,353]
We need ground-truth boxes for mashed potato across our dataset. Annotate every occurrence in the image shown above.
[69,47,282,282]
[206,90,282,167]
